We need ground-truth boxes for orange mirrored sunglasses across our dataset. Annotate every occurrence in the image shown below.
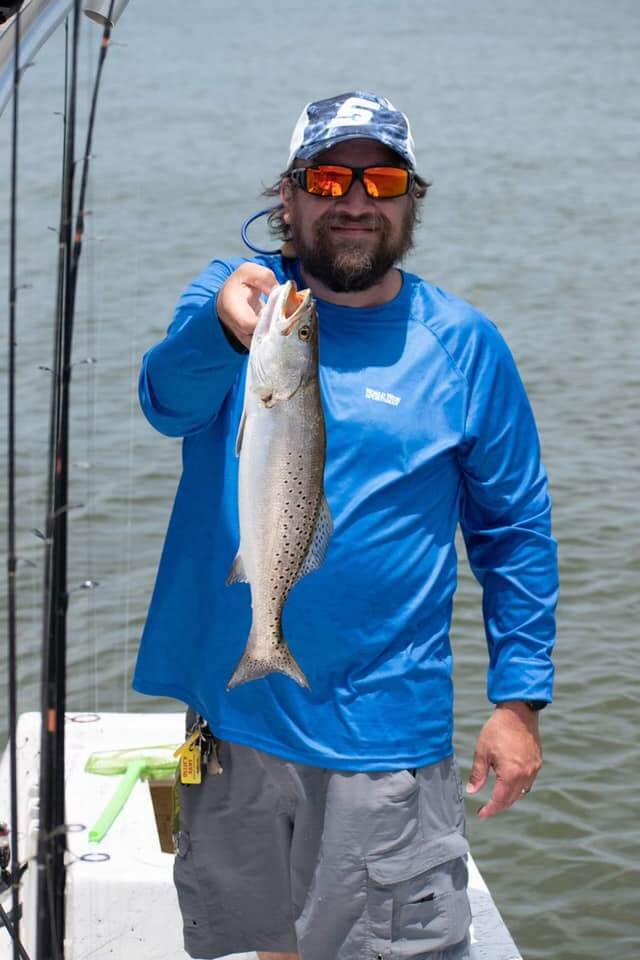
[289,164,414,199]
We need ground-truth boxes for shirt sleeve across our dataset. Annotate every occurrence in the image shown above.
[138,258,247,437]
[457,317,559,704]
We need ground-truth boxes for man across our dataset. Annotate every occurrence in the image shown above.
[133,92,558,960]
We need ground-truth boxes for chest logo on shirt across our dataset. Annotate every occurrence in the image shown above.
[365,386,401,407]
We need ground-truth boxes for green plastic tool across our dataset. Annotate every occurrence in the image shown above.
[85,743,179,843]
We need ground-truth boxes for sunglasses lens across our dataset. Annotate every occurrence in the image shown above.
[301,166,410,198]
[306,166,353,197]
[363,167,410,198]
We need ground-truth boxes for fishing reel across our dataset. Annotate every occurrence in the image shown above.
[0,821,10,889]
[0,3,25,25]
[84,0,130,27]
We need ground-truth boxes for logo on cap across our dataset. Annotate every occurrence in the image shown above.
[329,96,379,128]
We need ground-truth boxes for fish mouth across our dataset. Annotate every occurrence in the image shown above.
[279,281,312,336]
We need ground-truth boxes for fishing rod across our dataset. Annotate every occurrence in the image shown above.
[0,906,30,960]
[36,2,122,956]
[5,3,28,959]
[36,0,82,950]
[68,0,117,316]
[1,1,128,956]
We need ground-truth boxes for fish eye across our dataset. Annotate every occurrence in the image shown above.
[298,325,311,341]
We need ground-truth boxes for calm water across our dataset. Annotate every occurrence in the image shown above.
[1,1,639,957]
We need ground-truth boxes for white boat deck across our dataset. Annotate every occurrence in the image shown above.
[0,712,521,960]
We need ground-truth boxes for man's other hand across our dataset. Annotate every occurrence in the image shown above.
[466,701,543,819]
[217,263,278,350]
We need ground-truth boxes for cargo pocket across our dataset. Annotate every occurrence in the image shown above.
[366,831,471,958]
[173,830,212,953]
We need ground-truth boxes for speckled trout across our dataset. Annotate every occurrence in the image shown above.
[226,281,332,689]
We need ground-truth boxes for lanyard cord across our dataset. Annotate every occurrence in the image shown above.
[241,205,282,255]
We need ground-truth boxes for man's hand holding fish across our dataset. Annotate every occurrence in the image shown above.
[217,261,278,349]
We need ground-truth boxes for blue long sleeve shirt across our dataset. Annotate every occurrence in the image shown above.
[132,255,558,771]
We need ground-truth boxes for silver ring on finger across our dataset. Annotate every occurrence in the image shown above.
[521,786,531,795]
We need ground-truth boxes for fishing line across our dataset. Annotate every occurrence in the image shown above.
[121,12,149,712]
[68,0,116,711]
[122,28,140,711]
[123,326,136,712]
[81,11,99,715]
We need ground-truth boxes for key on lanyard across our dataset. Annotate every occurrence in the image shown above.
[200,723,223,776]
[174,729,202,784]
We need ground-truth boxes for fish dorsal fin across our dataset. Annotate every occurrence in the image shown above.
[226,552,249,585]
[235,362,252,456]
[296,496,333,582]
[235,407,246,456]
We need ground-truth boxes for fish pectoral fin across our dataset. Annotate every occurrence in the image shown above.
[226,551,249,585]
[257,379,300,406]
[296,495,333,581]
[235,408,246,456]
[278,374,304,402]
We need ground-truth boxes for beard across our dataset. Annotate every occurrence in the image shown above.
[289,203,416,293]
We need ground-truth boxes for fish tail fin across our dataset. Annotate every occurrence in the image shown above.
[226,630,310,690]
[273,644,310,688]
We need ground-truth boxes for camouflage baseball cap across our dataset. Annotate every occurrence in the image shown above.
[287,91,416,170]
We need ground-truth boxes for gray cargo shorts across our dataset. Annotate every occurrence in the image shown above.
[175,710,472,960]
